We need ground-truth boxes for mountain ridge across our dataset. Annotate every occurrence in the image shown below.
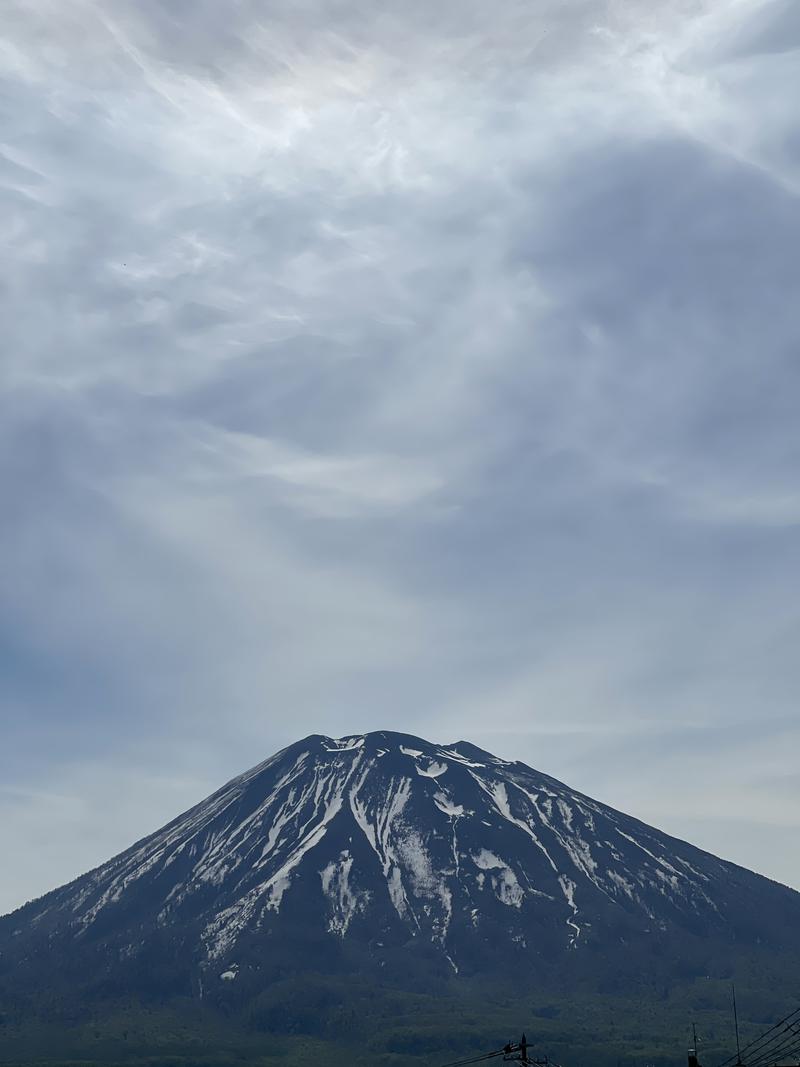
[3,731,799,962]
[6,730,791,922]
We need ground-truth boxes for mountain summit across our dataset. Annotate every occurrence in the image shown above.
[4,731,800,1007]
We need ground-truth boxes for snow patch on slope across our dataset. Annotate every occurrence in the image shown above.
[439,749,485,768]
[320,850,369,936]
[434,792,465,817]
[471,850,524,908]
[396,830,453,943]
[417,761,448,778]
[350,773,415,923]
[202,759,357,958]
[323,737,365,752]
[559,875,581,946]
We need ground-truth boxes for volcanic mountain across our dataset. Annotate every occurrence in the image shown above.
[3,730,800,1009]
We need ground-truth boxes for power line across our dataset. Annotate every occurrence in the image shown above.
[439,1051,509,1067]
[753,1037,800,1067]
[725,1008,800,1064]
[717,1008,800,1067]
[734,988,743,1066]
[747,1027,800,1067]
[740,1022,800,1067]
[771,1038,800,1065]
[727,1008,800,1063]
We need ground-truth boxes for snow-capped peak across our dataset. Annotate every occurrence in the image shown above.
[6,731,795,985]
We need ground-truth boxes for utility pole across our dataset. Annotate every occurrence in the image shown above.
[441,1034,558,1067]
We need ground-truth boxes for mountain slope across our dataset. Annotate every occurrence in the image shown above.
[3,731,799,1011]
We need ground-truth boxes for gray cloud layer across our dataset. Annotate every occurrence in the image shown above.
[2,0,799,913]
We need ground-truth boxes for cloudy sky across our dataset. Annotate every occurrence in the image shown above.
[2,0,799,915]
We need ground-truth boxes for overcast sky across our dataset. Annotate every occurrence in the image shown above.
[2,0,799,915]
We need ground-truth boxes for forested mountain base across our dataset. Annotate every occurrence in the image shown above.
[2,963,798,1067]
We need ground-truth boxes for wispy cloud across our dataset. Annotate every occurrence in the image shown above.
[1,0,799,912]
